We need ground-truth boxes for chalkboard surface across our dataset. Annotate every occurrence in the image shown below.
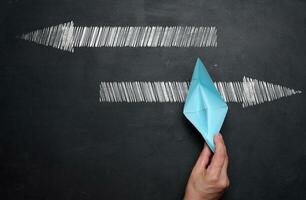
[1,0,306,199]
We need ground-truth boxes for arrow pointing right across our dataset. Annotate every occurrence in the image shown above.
[216,77,302,107]
[99,77,302,108]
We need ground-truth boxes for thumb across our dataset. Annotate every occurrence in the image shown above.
[193,143,212,173]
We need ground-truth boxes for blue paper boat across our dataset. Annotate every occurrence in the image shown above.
[183,58,228,152]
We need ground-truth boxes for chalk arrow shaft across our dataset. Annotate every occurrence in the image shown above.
[98,78,302,107]
[19,21,218,52]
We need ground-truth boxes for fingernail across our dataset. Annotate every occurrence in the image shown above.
[217,133,222,139]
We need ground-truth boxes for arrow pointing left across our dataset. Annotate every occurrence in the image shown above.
[18,21,218,52]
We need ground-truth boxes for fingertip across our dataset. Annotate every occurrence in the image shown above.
[215,133,222,138]
[204,143,212,156]
[213,133,226,158]
[204,143,209,150]
[214,133,223,144]
[203,143,208,151]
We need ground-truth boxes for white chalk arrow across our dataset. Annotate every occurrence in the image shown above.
[99,77,302,108]
[18,21,217,52]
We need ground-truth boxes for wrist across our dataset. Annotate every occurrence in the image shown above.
[184,184,205,200]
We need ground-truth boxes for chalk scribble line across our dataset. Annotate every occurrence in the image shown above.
[19,21,217,52]
[98,77,302,107]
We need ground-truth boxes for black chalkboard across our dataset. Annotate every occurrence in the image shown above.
[1,0,306,199]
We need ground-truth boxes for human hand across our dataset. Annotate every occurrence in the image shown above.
[184,134,229,200]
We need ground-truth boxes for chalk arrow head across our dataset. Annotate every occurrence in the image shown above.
[241,77,302,107]
[18,21,75,52]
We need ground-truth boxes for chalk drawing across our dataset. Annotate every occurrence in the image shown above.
[99,77,302,107]
[18,21,217,52]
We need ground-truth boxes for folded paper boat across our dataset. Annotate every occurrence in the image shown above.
[183,58,228,152]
